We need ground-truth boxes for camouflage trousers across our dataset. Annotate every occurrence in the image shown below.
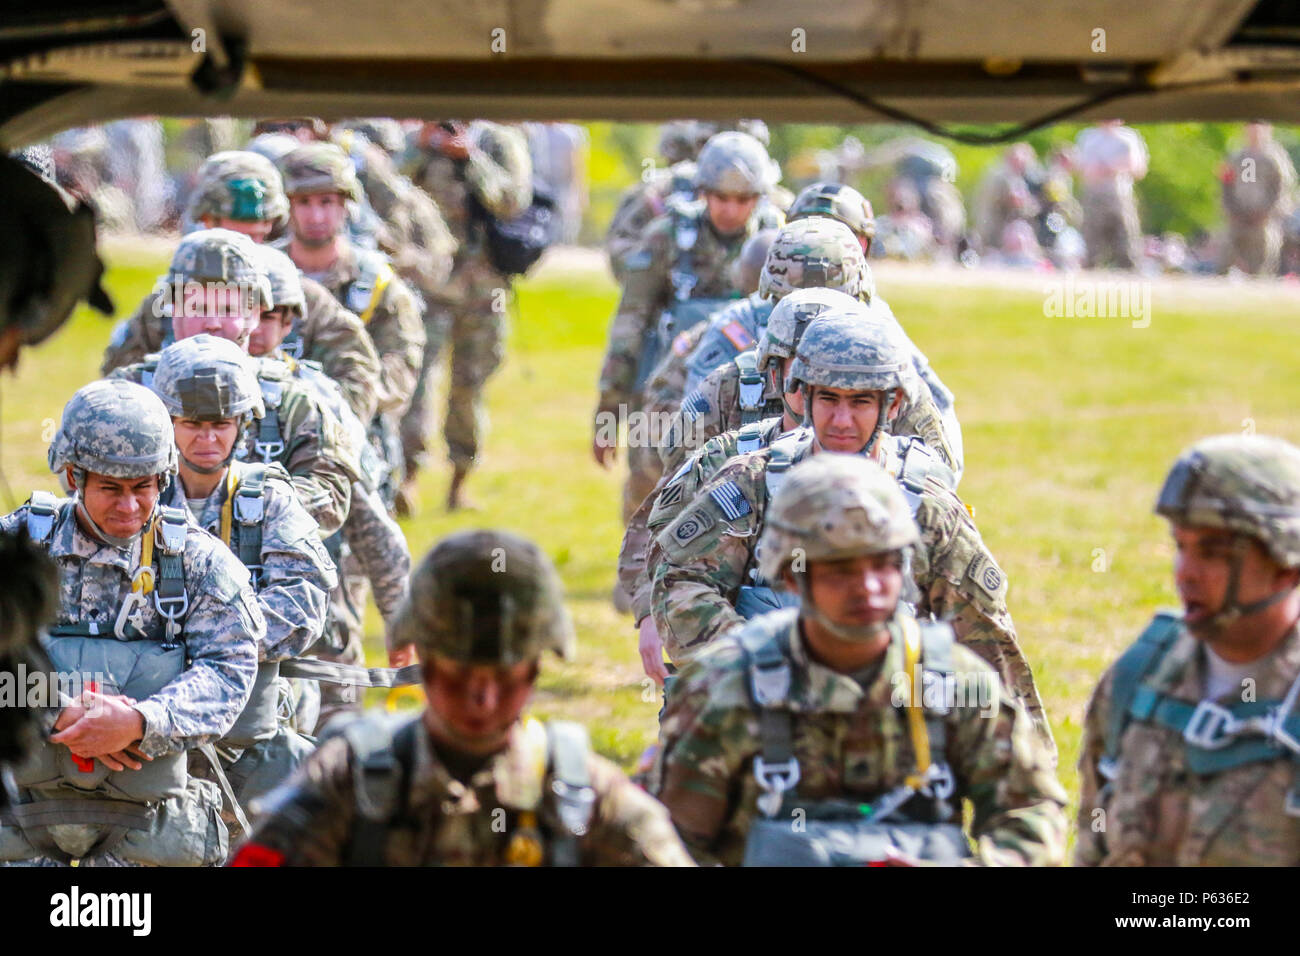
[1082,190,1141,269]
[1224,218,1282,276]
[401,292,508,474]
[623,441,663,527]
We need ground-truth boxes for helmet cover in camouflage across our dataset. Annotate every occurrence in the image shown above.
[758,453,919,582]
[48,379,177,480]
[168,227,273,310]
[246,133,301,167]
[187,150,289,227]
[757,287,859,372]
[1156,434,1300,569]
[151,333,265,421]
[256,245,305,317]
[391,530,576,664]
[694,131,779,196]
[658,121,715,164]
[789,181,877,247]
[278,142,362,201]
[337,119,406,156]
[786,307,919,404]
[731,119,771,147]
[730,227,780,293]
[757,216,874,303]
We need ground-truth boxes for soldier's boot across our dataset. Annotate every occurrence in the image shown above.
[447,463,478,512]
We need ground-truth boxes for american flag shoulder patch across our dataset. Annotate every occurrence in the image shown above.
[720,320,755,351]
[709,480,752,521]
[683,390,710,421]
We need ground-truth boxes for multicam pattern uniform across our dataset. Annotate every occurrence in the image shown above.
[649,436,1051,741]
[100,277,384,425]
[241,715,695,866]
[1075,619,1300,865]
[111,356,361,537]
[405,120,534,472]
[163,461,336,661]
[652,608,1067,866]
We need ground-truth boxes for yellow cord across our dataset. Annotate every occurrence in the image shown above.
[131,513,157,595]
[902,616,932,788]
[218,466,239,546]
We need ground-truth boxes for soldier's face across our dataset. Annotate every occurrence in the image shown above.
[289,192,347,247]
[1172,525,1295,632]
[248,307,295,357]
[809,386,899,453]
[208,216,275,244]
[704,190,760,235]
[172,285,260,347]
[423,655,539,755]
[173,417,240,472]
[801,553,904,631]
[73,470,161,540]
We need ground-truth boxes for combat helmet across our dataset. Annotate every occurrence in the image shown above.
[1156,434,1300,631]
[789,181,877,254]
[187,150,289,228]
[757,217,874,303]
[695,131,779,197]
[759,453,918,641]
[390,530,576,665]
[167,228,274,311]
[278,142,362,201]
[256,245,306,319]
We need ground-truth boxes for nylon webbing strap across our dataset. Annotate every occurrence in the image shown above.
[255,378,285,462]
[232,465,267,586]
[279,658,422,688]
[546,722,595,867]
[1127,688,1300,775]
[197,742,251,836]
[357,263,394,325]
[3,795,153,864]
[735,351,765,424]
[1102,612,1183,779]
[744,627,799,818]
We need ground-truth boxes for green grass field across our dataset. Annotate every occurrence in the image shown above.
[6,244,1300,839]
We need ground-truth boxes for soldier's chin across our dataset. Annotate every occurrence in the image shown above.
[294,232,335,249]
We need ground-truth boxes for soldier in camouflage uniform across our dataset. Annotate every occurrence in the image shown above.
[250,247,412,729]
[277,141,425,505]
[100,149,384,424]
[627,287,959,684]
[110,229,362,538]
[594,131,785,530]
[405,120,535,511]
[0,380,263,866]
[1220,122,1297,276]
[651,305,1052,746]
[231,530,694,866]
[1077,434,1300,866]
[652,453,1067,866]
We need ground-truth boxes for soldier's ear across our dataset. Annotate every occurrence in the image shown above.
[64,466,77,492]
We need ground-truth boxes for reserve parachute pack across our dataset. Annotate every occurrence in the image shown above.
[468,180,559,278]
[0,494,229,865]
[333,711,596,865]
[738,610,972,866]
[1100,610,1300,815]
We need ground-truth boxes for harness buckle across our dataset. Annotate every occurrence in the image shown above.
[1097,756,1121,781]
[749,656,791,707]
[154,590,190,624]
[920,762,955,801]
[753,756,800,818]
[1184,700,1239,749]
[738,378,765,411]
[157,512,187,555]
[114,590,148,640]
[550,779,597,837]
[254,440,285,463]
[234,492,264,525]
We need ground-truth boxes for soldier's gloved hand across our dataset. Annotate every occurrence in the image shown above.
[50,690,147,765]
[638,616,669,685]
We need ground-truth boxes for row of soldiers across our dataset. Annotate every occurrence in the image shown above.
[3,123,1300,865]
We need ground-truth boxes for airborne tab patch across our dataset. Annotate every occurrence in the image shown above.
[709,481,752,521]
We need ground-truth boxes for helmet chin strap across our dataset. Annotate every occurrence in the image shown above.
[801,385,896,457]
[1190,534,1295,638]
[795,573,893,643]
[74,495,148,552]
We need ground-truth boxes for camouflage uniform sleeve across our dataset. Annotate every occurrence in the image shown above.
[131,546,263,757]
[276,387,359,537]
[914,488,1052,748]
[652,643,753,865]
[580,753,696,866]
[300,280,382,423]
[395,177,457,292]
[257,474,339,662]
[236,734,357,865]
[342,483,411,631]
[367,275,426,415]
[945,647,1069,866]
[605,183,663,281]
[892,393,960,475]
[1073,665,1117,866]
[659,363,736,472]
[464,124,533,220]
[650,459,760,662]
[596,224,671,414]
[100,290,167,375]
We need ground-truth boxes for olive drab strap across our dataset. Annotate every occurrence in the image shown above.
[25,491,57,543]
[342,713,419,867]
[545,721,596,867]
[196,742,252,836]
[278,657,422,688]
[763,429,814,504]
[669,204,701,303]
[893,437,957,497]
[1099,611,1183,781]
[152,506,189,645]
[740,624,800,818]
[254,376,285,463]
[228,464,269,587]
[735,350,766,425]
[735,421,766,455]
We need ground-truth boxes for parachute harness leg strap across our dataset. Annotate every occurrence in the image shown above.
[196,742,252,836]
[743,628,800,819]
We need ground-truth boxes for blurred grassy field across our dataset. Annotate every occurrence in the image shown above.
[6,242,1300,837]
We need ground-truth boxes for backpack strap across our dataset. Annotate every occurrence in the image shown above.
[669,203,701,303]
[342,713,419,867]
[227,463,269,588]
[1100,611,1183,781]
[25,490,58,544]
[152,505,190,644]
[763,429,814,503]
[894,436,957,496]
[545,721,596,867]
[734,349,765,424]
[740,621,800,818]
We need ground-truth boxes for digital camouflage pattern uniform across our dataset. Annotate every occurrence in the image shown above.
[234,530,693,866]
[0,380,263,866]
[650,309,1050,744]
[1076,435,1300,865]
[652,453,1065,866]
[405,120,534,476]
